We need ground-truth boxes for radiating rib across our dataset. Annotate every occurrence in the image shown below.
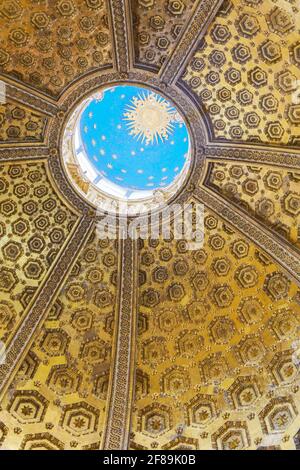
[1,78,58,117]
[205,144,300,169]
[159,0,224,85]
[102,237,138,450]
[0,146,49,162]
[107,0,134,73]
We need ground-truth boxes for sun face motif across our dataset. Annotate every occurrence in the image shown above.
[123,92,175,145]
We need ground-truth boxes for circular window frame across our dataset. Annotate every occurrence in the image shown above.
[63,83,193,215]
[48,71,207,219]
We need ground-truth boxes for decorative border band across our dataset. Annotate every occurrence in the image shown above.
[102,237,138,450]
[160,0,224,84]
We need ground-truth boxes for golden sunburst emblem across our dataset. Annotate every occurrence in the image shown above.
[123,92,175,145]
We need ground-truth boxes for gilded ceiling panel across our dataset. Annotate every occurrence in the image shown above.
[0,99,47,144]
[0,230,117,450]
[0,161,77,348]
[206,162,300,248]
[0,0,112,97]
[130,209,300,450]
[132,0,198,70]
[182,0,300,145]
[0,0,300,452]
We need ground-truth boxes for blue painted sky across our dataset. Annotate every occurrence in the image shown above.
[79,85,189,191]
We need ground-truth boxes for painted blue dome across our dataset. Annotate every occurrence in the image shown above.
[77,85,190,194]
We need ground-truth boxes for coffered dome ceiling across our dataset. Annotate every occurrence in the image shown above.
[0,0,300,451]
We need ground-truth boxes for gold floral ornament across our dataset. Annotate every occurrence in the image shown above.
[123,92,175,145]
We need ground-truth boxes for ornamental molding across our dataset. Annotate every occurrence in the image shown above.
[102,237,138,450]
[204,144,300,169]
[0,147,49,162]
[2,79,58,117]
[107,0,134,73]
[159,0,224,85]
